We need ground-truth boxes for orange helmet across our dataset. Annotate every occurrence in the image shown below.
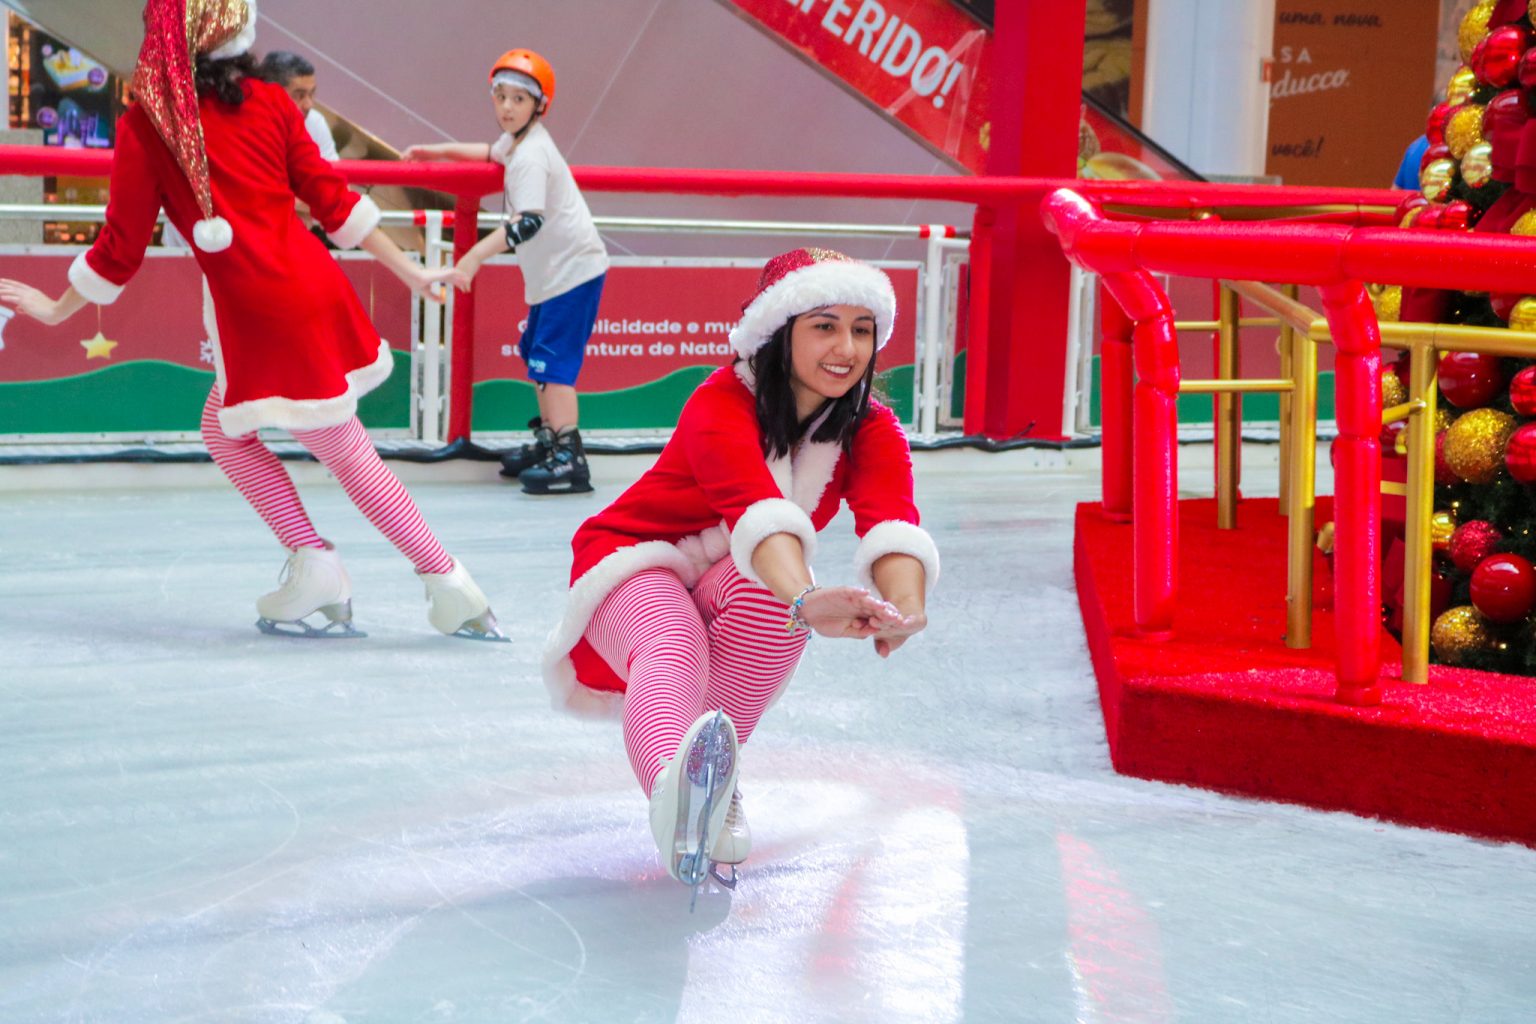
[489,49,555,113]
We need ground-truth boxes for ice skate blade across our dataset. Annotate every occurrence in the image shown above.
[256,615,366,639]
[673,712,734,910]
[449,611,511,642]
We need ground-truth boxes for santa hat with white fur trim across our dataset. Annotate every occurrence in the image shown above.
[728,248,897,358]
[133,0,259,253]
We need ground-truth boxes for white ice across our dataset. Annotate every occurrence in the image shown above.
[1,448,1534,1023]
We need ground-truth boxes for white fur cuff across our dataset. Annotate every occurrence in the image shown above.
[729,498,818,585]
[67,253,125,304]
[328,195,381,250]
[853,520,939,590]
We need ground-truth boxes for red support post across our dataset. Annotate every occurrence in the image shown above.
[962,206,995,436]
[1318,281,1384,707]
[1099,282,1134,520]
[446,193,483,444]
[979,0,1087,441]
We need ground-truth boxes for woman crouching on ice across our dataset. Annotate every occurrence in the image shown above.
[544,248,938,892]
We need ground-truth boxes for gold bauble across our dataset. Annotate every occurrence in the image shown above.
[1461,142,1495,188]
[1511,210,1536,236]
[1443,407,1517,484]
[1420,158,1457,202]
[1461,1,1495,63]
[1446,104,1487,160]
[1374,285,1403,322]
[1436,408,1456,434]
[1382,367,1408,409]
[1431,509,1458,551]
[1401,206,1426,228]
[1395,429,1410,456]
[1432,605,1495,664]
[1447,65,1479,106]
[1509,297,1536,332]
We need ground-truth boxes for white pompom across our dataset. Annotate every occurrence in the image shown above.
[193,217,233,253]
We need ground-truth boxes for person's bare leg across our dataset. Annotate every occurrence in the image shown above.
[537,382,579,433]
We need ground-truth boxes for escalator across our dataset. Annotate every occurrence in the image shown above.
[726,0,1201,182]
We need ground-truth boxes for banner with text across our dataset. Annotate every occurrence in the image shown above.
[470,259,920,431]
[722,0,992,173]
[1266,0,1439,188]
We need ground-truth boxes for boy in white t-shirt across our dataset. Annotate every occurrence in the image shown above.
[405,49,608,495]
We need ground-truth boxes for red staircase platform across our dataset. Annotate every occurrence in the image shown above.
[1075,497,1536,846]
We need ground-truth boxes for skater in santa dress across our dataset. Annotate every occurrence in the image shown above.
[543,248,939,891]
[0,0,505,640]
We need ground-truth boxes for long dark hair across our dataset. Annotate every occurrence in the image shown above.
[194,53,258,105]
[747,317,876,459]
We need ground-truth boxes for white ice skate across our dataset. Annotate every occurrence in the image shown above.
[255,542,363,638]
[649,710,740,909]
[419,559,508,641]
[707,790,750,890]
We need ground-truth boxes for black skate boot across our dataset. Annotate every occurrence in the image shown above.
[520,426,593,494]
[498,417,552,478]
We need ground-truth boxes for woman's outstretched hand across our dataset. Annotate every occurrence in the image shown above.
[797,586,908,641]
[0,279,64,324]
[872,608,927,659]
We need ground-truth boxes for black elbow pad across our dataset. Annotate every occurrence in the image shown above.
[504,211,545,248]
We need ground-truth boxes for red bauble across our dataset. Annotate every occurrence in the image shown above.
[1396,195,1428,225]
[1393,349,1413,387]
[1427,102,1456,146]
[1440,199,1474,230]
[1510,365,1536,416]
[1436,431,1460,484]
[1450,520,1504,572]
[1521,47,1536,89]
[1471,553,1536,623]
[1505,421,1536,482]
[1472,26,1530,87]
[1416,204,1444,230]
[1438,351,1507,408]
[1422,142,1455,169]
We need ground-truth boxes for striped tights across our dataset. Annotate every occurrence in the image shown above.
[200,387,454,575]
[584,559,810,795]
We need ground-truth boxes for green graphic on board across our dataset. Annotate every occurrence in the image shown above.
[0,351,413,435]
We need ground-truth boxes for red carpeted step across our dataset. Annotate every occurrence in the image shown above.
[1075,497,1536,847]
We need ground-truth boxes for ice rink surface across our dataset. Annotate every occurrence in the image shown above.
[2,448,1534,1023]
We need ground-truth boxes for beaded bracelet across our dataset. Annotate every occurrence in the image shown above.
[785,583,820,634]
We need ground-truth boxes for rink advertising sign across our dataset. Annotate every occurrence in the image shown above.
[721,0,992,173]
[470,260,919,430]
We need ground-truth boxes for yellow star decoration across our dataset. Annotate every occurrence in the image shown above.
[81,332,118,360]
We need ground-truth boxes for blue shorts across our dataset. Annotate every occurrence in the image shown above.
[519,273,605,387]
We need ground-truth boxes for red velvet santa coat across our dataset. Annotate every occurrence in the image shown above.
[544,363,941,717]
[68,79,386,438]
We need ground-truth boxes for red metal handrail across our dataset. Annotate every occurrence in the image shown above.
[1043,186,1536,706]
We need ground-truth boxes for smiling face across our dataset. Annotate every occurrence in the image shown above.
[491,83,540,135]
[787,304,876,420]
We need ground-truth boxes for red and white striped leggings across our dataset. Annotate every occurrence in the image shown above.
[200,387,454,575]
[585,559,810,795]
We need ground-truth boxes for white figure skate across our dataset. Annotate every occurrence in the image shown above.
[255,542,363,638]
[419,559,508,641]
[707,790,750,890]
[649,710,740,909]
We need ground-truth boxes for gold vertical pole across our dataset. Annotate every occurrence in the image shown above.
[1216,286,1241,529]
[1285,324,1318,648]
[1401,338,1437,684]
[1277,283,1298,514]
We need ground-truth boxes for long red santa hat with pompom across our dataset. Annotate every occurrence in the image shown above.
[133,0,258,252]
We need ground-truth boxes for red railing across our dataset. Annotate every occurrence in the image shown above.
[1042,187,1536,705]
[0,143,1406,443]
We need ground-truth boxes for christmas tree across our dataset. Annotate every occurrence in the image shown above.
[1380,0,1536,671]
